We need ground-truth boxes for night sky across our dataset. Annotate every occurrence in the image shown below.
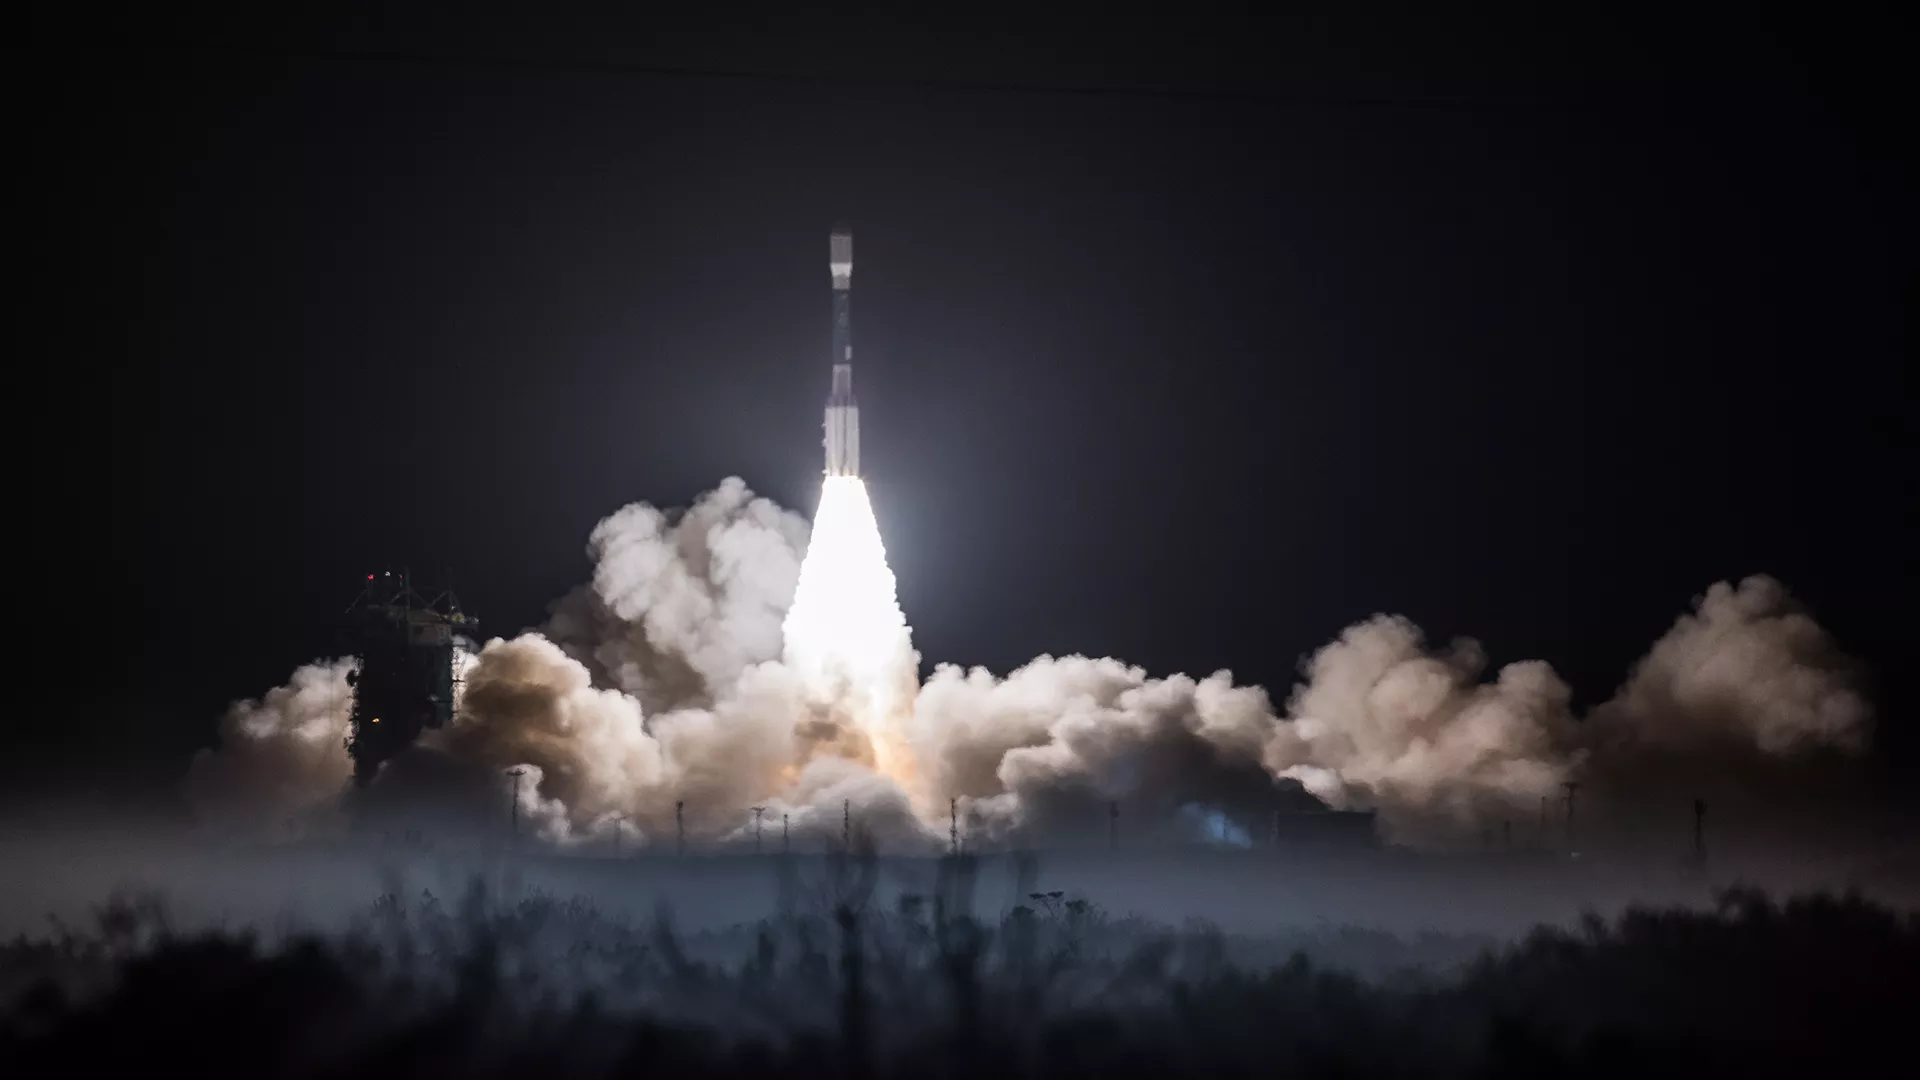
[53,13,1912,799]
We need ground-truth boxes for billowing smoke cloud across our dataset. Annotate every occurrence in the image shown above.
[188,482,1874,851]
[427,632,801,843]
[545,476,809,716]
[433,634,665,835]
[1262,618,1581,841]
[185,658,356,837]
[1591,575,1871,756]
[1571,575,1875,851]
[908,657,1293,845]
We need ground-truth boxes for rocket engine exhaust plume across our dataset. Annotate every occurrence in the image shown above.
[781,476,921,794]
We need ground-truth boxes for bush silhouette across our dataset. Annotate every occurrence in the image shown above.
[3,862,1914,1077]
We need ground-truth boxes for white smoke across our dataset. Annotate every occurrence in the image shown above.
[1262,617,1581,841]
[184,657,356,836]
[190,483,1873,851]
[1592,575,1871,755]
[1568,575,1875,850]
[546,476,808,715]
[908,657,1286,844]
[752,755,930,850]
[433,634,665,832]
[419,632,816,844]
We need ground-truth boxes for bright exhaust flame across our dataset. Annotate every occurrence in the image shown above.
[782,476,920,792]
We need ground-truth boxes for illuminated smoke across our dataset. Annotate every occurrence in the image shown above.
[184,658,357,837]
[545,476,808,715]
[412,475,924,846]
[426,632,806,847]
[1262,618,1582,841]
[1572,576,1875,850]
[189,482,1872,851]
[435,634,665,830]
[907,657,1285,846]
[1592,575,1870,755]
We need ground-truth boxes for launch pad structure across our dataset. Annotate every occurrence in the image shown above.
[342,570,477,786]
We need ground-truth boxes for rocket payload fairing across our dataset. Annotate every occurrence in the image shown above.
[824,224,859,476]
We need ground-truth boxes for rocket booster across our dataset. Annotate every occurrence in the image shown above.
[824,224,859,477]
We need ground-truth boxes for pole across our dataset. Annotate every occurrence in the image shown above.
[752,806,767,855]
[676,799,686,857]
[783,813,790,855]
[507,767,526,847]
[1562,781,1580,854]
[950,797,959,855]
[843,799,851,852]
[1538,795,1547,847]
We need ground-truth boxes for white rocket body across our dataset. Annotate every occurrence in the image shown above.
[825,225,858,477]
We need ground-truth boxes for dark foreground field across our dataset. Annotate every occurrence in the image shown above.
[3,850,1916,1077]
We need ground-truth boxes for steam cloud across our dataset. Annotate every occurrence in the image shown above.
[1263,619,1582,842]
[545,476,809,714]
[189,482,1873,849]
[186,658,357,836]
[1592,575,1871,756]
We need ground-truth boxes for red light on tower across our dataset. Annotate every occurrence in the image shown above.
[367,574,374,580]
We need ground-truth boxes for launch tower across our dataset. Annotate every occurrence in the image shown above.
[342,570,476,786]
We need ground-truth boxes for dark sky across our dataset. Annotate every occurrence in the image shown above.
[50,12,1915,794]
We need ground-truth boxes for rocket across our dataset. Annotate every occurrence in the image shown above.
[824,223,859,476]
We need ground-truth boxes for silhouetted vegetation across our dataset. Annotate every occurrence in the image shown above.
[3,853,1914,1076]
